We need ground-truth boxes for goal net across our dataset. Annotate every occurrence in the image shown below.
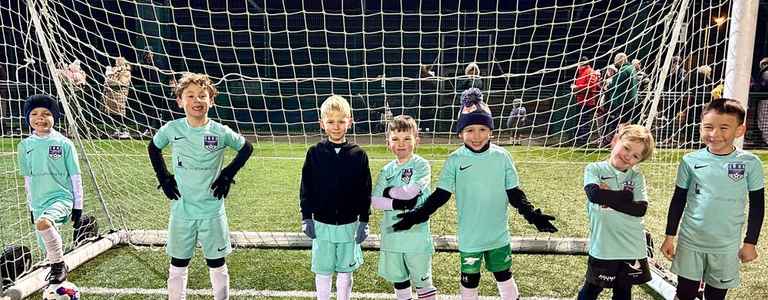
[0,0,740,298]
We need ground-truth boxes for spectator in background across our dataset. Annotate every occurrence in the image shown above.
[572,57,601,146]
[753,57,768,145]
[103,57,132,139]
[506,98,527,144]
[596,64,618,142]
[632,59,651,91]
[666,56,687,91]
[602,53,638,147]
[136,46,173,136]
[457,62,483,91]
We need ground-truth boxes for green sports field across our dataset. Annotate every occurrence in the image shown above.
[3,138,768,299]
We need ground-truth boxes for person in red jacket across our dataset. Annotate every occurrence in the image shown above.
[572,57,601,146]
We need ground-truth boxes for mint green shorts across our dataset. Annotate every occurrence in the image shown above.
[670,246,741,289]
[166,214,231,260]
[310,221,363,275]
[460,244,513,273]
[33,202,71,250]
[378,251,433,287]
[311,239,363,275]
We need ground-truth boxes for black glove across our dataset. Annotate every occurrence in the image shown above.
[157,175,180,200]
[71,209,82,227]
[211,172,235,200]
[392,209,430,231]
[526,209,558,233]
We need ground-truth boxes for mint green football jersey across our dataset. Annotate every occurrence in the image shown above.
[436,144,519,252]
[675,148,764,253]
[372,154,434,254]
[153,118,245,219]
[583,161,648,260]
[18,130,81,211]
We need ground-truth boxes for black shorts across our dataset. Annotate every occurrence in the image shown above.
[585,256,651,288]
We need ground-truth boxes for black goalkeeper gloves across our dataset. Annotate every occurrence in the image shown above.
[392,209,431,231]
[211,169,235,200]
[157,174,180,200]
[524,208,558,233]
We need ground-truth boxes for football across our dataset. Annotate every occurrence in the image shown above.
[43,281,80,300]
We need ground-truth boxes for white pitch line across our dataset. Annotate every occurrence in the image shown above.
[79,287,571,300]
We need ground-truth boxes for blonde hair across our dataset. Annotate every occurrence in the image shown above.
[464,62,480,76]
[386,115,419,138]
[614,53,628,65]
[320,95,352,118]
[175,73,218,99]
[616,124,655,162]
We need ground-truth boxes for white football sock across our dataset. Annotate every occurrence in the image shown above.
[209,264,230,300]
[168,265,188,300]
[336,272,353,300]
[416,286,437,300]
[460,286,479,300]
[315,273,332,300]
[395,286,413,300]
[497,277,520,300]
[38,227,63,263]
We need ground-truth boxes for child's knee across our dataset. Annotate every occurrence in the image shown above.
[171,257,191,268]
[35,218,52,231]
[460,272,481,288]
[206,257,225,268]
[492,269,512,282]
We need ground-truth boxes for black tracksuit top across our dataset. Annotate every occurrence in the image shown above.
[300,139,372,225]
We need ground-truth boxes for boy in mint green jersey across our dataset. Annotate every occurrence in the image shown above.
[371,115,436,300]
[393,88,558,300]
[577,124,655,300]
[661,98,764,300]
[147,73,253,300]
[18,94,83,284]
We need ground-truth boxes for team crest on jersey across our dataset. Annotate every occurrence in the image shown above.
[401,168,413,184]
[48,145,62,160]
[727,162,745,182]
[623,180,635,192]
[203,135,219,151]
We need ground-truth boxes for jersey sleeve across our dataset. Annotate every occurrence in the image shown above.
[504,151,519,190]
[152,123,171,149]
[222,124,246,151]
[674,158,691,189]
[63,139,81,176]
[372,167,388,197]
[632,172,648,203]
[747,156,765,191]
[436,155,457,193]
[583,163,600,186]
[17,141,29,176]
